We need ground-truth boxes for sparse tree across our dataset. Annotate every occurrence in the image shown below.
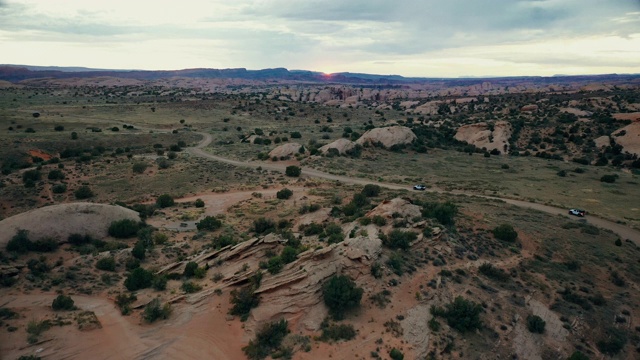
[74,186,94,199]
[323,275,363,320]
[156,194,175,208]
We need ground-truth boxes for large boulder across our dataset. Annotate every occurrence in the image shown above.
[594,135,610,149]
[268,143,304,159]
[319,138,356,155]
[454,121,512,154]
[355,126,417,149]
[612,121,640,156]
[0,203,140,247]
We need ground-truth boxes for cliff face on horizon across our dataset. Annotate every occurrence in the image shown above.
[1,64,639,88]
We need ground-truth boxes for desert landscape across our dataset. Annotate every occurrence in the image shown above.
[1,1,640,359]
[0,67,639,360]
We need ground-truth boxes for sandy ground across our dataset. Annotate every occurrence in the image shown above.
[3,129,640,359]
[0,293,246,360]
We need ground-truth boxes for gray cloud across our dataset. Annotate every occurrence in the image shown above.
[0,0,638,75]
[245,0,639,53]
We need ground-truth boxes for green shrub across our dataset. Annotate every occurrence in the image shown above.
[567,351,589,360]
[194,267,207,279]
[478,263,510,282]
[154,232,169,245]
[301,222,322,236]
[389,348,404,360]
[0,307,19,320]
[230,285,260,321]
[143,298,171,323]
[596,328,627,355]
[383,230,417,250]
[27,257,51,276]
[422,201,457,226]
[124,267,154,291]
[195,199,205,208]
[371,262,383,279]
[115,293,137,315]
[67,233,92,246]
[323,275,363,320]
[196,216,222,231]
[6,229,32,254]
[51,295,75,311]
[600,174,618,183]
[253,217,276,235]
[26,319,49,343]
[361,184,381,197]
[369,290,391,308]
[351,193,369,207]
[212,234,236,249]
[153,276,168,291]
[74,185,94,199]
[492,224,518,242]
[386,252,405,275]
[433,296,483,333]
[372,215,387,226]
[28,237,58,252]
[320,323,357,341]
[561,289,592,310]
[184,262,199,277]
[96,257,116,271]
[132,162,148,174]
[428,318,441,332]
[280,246,297,264]
[267,256,283,274]
[131,241,146,260]
[285,165,301,177]
[242,319,289,360]
[108,219,140,238]
[156,194,175,208]
[22,169,41,183]
[181,281,202,293]
[322,223,344,244]
[276,188,293,199]
[52,183,67,193]
[47,169,65,180]
[18,355,41,360]
[526,315,546,334]
[589,293,606,306]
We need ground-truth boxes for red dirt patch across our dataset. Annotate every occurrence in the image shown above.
[28,149,53,161]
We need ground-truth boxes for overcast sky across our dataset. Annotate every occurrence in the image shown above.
[1,0,639,77]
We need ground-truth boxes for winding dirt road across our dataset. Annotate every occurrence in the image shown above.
[188,132,640,243]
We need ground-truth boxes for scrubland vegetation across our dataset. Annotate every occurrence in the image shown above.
[1,81,639,359]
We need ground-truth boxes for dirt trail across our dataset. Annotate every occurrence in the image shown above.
[188,132,640,244]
